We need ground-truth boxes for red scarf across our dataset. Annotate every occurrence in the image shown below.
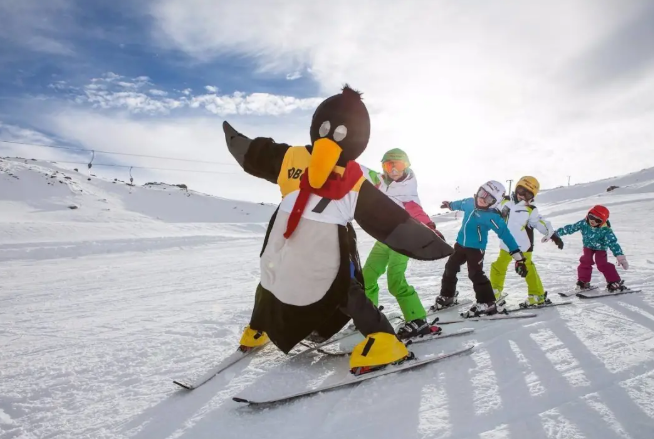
[284,161,363,238]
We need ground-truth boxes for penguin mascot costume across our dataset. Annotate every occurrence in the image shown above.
[222,85,453,374]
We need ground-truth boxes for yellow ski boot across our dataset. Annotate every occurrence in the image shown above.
[349,332,414,376]
[238,325,269,352]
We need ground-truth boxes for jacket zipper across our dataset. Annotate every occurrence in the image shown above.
[463,210,474,244]
[477,225,482,242]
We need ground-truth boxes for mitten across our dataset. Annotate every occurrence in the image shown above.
[550,233,564,250]
[515,260,528,278]
[616,255,629,270]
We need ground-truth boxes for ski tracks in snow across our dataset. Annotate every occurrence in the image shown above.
[1,229,654,438]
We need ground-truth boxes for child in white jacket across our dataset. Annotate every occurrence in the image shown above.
[490,176,564,307]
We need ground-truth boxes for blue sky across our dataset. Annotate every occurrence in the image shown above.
[2,0,654,210]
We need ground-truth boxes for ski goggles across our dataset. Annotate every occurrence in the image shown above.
[382,160,407,174]
[515,186,534,200]
[587,213,603,224]
[476,187,497,205]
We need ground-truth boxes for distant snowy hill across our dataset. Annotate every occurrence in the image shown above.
[0,157,276,258]
[537,167,654,204]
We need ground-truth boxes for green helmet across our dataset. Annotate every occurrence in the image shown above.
[381,148,411,167]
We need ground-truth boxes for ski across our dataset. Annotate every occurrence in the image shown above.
[559,286,598,297]
[392,293,474,326]
[173,342,269,390]
[505,301,573,313]
[423,298,473,319]
[319,328,476,356]
[296,296,476,357]
[437,312,537,324]
[576,289,642,299]
[232,344,475,406]
[405,327,475,345]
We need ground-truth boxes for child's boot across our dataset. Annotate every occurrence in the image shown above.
[575,280,592,291]
[519,291,552,308]
[396,318,442,340]
[607,280,628,292]
[429,291,459,312]
[461,299,506,318]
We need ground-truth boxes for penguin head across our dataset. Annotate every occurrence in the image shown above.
[307,84,370,188]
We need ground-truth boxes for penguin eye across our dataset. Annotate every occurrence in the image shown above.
[318,121,331,137]
[333,125,347,142]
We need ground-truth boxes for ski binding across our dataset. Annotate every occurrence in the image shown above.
[505,300,573,313]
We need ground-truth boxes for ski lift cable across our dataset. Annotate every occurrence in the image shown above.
[0,139,237,167]
[8,157,240,175]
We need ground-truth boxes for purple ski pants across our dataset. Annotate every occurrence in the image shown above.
[578,247,620,283]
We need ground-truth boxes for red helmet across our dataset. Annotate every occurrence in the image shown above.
[588,205,609,225]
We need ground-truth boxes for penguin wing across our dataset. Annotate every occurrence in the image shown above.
[223,121,291,184]
[354,180,454,261]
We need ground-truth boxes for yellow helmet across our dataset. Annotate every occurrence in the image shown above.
[516,176,540,198]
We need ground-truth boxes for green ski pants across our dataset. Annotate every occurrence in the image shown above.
[362,241,426,321]
[490,249,546,304]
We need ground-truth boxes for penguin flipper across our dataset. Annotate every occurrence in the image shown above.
[354,180,454,261]
[223,121,291,184]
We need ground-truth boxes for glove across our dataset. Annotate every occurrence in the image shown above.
[509,249,528,277]
[515,260,528,278]
[440,201,451,209]
[616,255,629,270]
[549,233,564,250]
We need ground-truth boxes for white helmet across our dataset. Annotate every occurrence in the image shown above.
[476,180,506,209]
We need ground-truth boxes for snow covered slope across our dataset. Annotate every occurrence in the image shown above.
[0,157,276,260]
[537,166,654,204]
[1,163,654,439]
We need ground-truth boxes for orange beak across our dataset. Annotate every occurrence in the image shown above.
[309,138,343,189]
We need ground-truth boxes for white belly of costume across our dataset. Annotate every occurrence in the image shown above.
[260,209,341,306]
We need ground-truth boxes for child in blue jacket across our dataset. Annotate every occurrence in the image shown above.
[433,180,528,317]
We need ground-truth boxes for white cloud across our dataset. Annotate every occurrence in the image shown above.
[286,71,302,80]
[117,81,139,89]
[48,81,70,91]
[149,89,168,96]
[187,92,322,116]
[147,0,654,207]
[104,72,122,81]
[57,72,323,117]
